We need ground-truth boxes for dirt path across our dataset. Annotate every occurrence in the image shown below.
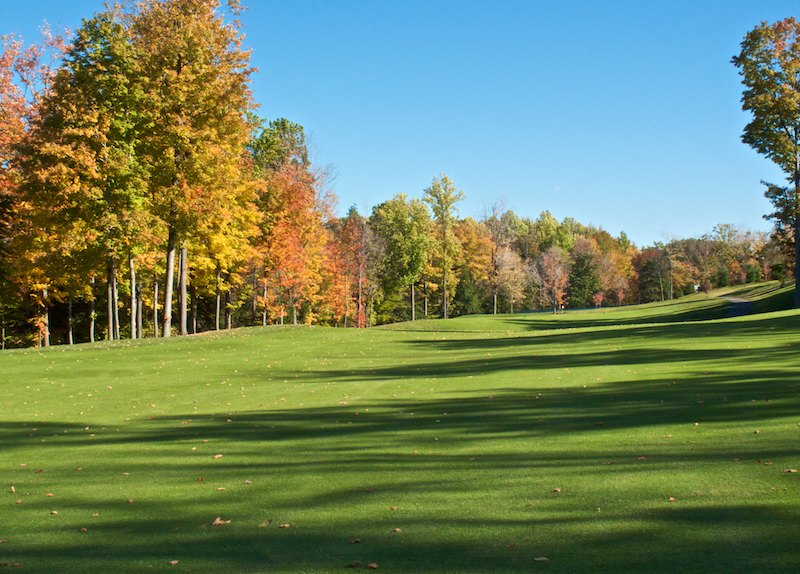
[724,296,754,317]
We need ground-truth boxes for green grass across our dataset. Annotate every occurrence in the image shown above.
[1,294,800,572]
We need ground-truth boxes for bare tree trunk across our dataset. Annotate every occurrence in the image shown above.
[357,268,364,328]
[261,279,267,326]
[225,290,232,329]
[443,266,448,319]
[493,290,497,314]
[251,271,257,325]
[179,244,188,336]
[107,257,115,340]
[292,301,297,325]
[667,253,674,300]
[67,298,73,345]
[129,256,137,340]
[215,267,221,331]
[137,283,143,339]
[424,280,428,318]
[42,288,50,347]
[89,277,96,343]
[153,277,160,338]
[411,283,416,321]
[343,275,350,327]
[794,158,800,308]
[190,283,197,334]
[112,271,120,340]
[163,229,176,338]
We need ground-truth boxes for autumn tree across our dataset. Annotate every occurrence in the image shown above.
[2,29,68,346]
[483,204,512,314]
[19,10,152,342]
[132,0,254,336]
[333,206,368,327]
[370,195,431,321]
[567,237,601,308]
[530,246,570,313]
[0,36,29,346]
[734,17,800,306]
[495,247,526,313]
[452,216,491,314]
[423,174,463,319]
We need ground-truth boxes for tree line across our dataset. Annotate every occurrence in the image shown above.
[0,2,795,348]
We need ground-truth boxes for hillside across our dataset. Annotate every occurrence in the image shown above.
[1,293,799,572]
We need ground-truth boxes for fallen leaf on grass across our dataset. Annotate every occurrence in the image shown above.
[211,517,231,526]
[389,506,398,511]
[259,520,272,528]
[168,560,179,565]
[212,454,223,459]
[216,488,226,492]
[552,487,562,493]
[784,469,798,474]
[196,477,205,482]
[79,528,88,533]
[350,538,361,544]
[278,523,291,529]
[46,493,54,497]
[663,434,672,439]
[8,486,14,494]
[392,528,402,533]
[367,564,379,570]
[0,540,7,544]
[668,497,677,502]
[34,469,44,474]
[534,557,549,562]
[126,499,135,504]
[636,456,647,461]
[50,510,58,515]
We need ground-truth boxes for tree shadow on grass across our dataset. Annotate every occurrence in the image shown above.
[3,313,800,571]
[2,456,798,573]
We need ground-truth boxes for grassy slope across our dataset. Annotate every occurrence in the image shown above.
[1,295,799,572]
[712,280,796,314]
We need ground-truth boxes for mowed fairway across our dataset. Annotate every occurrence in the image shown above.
[1,295,799,572]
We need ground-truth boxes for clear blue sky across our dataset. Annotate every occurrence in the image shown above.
[3,0,797,246]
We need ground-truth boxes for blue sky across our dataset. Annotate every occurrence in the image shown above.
[2,0,797,245]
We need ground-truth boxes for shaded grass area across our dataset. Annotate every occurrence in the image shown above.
[1,303,800,572]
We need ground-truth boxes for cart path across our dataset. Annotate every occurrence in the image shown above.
[724,296,754,317]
